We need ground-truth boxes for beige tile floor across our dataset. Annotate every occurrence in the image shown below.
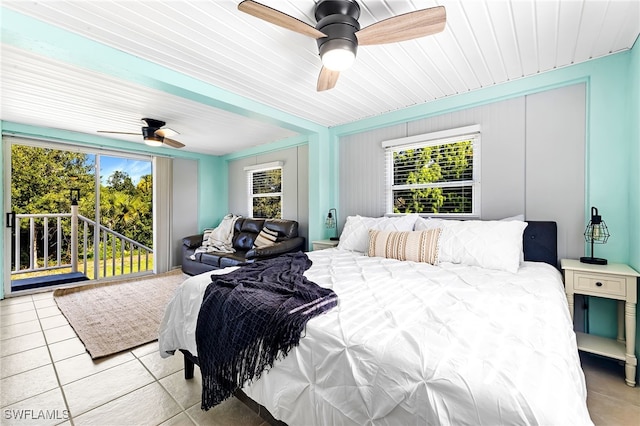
[1,290,639,426]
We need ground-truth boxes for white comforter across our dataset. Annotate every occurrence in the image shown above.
[159,249,592,426]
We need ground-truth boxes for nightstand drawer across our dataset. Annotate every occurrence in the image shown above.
[573,273,626,297]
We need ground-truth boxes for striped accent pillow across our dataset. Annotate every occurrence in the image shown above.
[368,228,441,264]
[253,227,279,248]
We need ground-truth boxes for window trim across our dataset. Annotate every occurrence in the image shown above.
[245,161,283,219]
[383,126,481,218]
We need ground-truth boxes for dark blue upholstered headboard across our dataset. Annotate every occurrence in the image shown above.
[523,221,558,267]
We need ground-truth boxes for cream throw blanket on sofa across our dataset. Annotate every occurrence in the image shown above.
[190,214,241,259]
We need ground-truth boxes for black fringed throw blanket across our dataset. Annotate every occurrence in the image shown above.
[195,251,338,410]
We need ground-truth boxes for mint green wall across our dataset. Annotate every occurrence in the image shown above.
[631,32,640,275]
[627,37,639,370]
[197,155,228,230]
[632,38,640,370]
[583,45,639,372]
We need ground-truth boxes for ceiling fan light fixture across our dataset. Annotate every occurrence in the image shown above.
[320,39,356,71]
[142,126,163,147]
[144,136,163,147]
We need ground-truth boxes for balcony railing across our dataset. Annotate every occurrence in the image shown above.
[11,206,153,281]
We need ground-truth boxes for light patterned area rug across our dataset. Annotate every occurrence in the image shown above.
[53,269,188,359]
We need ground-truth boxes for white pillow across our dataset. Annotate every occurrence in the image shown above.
[501,214,525,222]
[437,220,527,273]
[415,215,527,266]
[500,214,526,262]
[337,214,419,252]
[414,216,455,231]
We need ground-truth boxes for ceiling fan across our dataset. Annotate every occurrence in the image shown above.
[238,0,446,91]
[98,118,185,148]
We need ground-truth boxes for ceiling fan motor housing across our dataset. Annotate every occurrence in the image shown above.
[142,126,162,142]
[141,118,166,128]
[141,118,165,141]
[315,0,361,60]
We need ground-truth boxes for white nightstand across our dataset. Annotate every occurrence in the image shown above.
[561,259,639,386]
[312,239,339,251]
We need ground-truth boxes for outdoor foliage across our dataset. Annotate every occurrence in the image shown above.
[251,168,282,219]
[101,172,153,246]
[392,140,473,214]
[10,145,153,271]
[11,145,95,216]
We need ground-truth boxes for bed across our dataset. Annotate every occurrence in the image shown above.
[158,219,593,425]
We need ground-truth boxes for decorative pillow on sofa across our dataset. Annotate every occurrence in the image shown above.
[420,219,527,273]
[368,229,441,264]
[253,227,279,248]
[337,214,419,253]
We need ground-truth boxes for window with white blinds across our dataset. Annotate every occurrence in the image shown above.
[383,126,481,216]
[245,162,283,219]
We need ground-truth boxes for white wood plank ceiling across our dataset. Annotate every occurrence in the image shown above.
[1,0,638,155]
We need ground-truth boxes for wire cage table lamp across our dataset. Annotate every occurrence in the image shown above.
[579,206,610,265]
[325,208,340,241]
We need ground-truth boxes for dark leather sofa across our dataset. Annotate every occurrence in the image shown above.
[181,218,305,275]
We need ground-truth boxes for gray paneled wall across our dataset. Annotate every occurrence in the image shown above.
[172,158,199,268]
[227,145,309,245]
[525,84,586,261]
[339,123,406,217]
[338,83,586,260]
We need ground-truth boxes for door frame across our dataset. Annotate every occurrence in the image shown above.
[2,136,154,297]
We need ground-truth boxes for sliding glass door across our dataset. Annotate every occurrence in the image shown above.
[3,137,153,295]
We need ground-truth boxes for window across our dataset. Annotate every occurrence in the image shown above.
[245,162,283,219]
[383,125,480,216]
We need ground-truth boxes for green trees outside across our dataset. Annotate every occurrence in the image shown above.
[101,172,153,246]
[11,145,95,218]
[251,168,282,219]
[10,145,152,271]
[392,140,473,214]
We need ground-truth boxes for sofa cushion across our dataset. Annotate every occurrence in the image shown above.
[234,232,256,251]
[200,253,222,268]
[241,218,265,234]
[265,219,298,239]
[219,252,250,268]
[183,234,205,249]
[233,218,265,250]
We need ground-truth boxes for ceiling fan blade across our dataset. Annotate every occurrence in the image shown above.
[155,128,179,138]
[356,6,446,46]
[238,0,326,39]
[162,138,185,149]
[97,131,140,135]
[317,67,340,92]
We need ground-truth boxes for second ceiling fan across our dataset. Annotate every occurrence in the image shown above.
[238,0,446,91]
[98,118,185,149]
